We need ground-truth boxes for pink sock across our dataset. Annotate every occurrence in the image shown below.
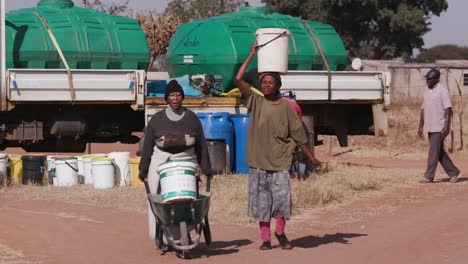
[259,221,271,242]
[275,217,286,235]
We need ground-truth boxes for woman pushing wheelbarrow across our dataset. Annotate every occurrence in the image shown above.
[139,80,213,258]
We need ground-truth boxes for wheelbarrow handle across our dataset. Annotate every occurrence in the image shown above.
[144,181,151,195]
[206,175,212,193]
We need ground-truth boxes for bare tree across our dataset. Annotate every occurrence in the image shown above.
[133,11,182,70]
[81,0,130,15]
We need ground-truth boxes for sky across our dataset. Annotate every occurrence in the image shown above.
[5,0,468,49]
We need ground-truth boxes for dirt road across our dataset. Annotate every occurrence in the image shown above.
[2,157,468,264]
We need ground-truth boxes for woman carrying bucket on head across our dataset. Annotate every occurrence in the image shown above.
[234,39,321,250]
[138,80,212,242]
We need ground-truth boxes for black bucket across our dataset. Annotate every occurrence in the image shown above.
[21,155,46,185]
[207,140,227,174]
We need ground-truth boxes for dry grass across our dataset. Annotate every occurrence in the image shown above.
[320,97,468,159]
[0,185,148,214]
[0,241,32,264]
[0,162,422,225]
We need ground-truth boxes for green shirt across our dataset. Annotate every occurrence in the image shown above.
[242,92,308,171]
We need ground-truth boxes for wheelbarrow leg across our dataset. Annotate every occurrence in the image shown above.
[178,221,191,259]
[204,175,212,245]
[155,218,167,251]
[203,219,212,245]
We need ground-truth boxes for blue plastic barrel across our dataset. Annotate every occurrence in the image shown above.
[230,114,250,174]
[196,112,234,171]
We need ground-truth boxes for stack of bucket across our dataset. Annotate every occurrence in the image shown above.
[108,152,131,187]
[9,154,22,185]
[0,153,8,185]
[130,156,142,187]
[229,114,250,174]
[21,155,46,185]
[196,112,251,174]
[46,152,136,189]
[0,151,143,189]
[197,112,233,173]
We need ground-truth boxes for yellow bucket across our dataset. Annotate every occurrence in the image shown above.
[129,156,142,187]
[9,154,23,185]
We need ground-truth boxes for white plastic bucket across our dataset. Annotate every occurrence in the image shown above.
[54,158,79,187]
[107,152,131,187]
[46,156,56,185]
[256,28,291,74]
[92,158,115,189]
[0,153,8,184]
[157,160,198,203]
[83,156,93,184]
[76,156,85,184]
[82,154,105,185]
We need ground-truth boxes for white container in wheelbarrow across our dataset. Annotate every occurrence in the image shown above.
[157,160,198,203]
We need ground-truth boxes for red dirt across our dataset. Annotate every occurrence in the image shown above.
[2,144,468,263]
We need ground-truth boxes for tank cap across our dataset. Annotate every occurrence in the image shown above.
[37,0,75,8]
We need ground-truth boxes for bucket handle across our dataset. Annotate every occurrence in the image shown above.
[256,30,288,49]
[64,161,79,172]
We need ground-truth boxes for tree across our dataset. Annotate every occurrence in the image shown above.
[164,0,244,23]
[81,0,130,15]
[263,0,448,59]
[415,45,468,62]
[134,11,182,70]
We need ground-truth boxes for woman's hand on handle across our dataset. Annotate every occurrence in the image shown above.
[139,174,147,182]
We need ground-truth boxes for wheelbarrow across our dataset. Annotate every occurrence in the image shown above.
[144,176,212,259]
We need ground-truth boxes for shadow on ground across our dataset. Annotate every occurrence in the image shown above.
[292,233,367,248]
[188,239,253,258]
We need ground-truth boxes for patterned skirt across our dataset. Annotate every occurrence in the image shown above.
[248,168,292,222]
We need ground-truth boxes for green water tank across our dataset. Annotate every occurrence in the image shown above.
[6,0,149,69]
[166,7,348,91]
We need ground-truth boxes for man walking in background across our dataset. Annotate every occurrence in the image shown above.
[418,68,461,183]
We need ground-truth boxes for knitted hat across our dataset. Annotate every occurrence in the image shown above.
[164,80,184,101]
[259,72,282,89]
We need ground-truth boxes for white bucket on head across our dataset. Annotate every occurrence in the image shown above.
[0,153,8,184]
[92,158,115,189]
[256,28,291,74]
[54,158,79,187]
[107,152,131,187]
[157,160,198,203]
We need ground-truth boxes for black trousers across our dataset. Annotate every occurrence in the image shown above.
[424,132,460,180]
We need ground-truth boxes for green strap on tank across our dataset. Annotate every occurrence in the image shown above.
[32,11,76,103]
[301,20,332,102]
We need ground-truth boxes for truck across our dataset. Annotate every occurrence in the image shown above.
[0,1,391,153]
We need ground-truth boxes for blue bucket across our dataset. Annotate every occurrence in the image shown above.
[230,114,250,174]
[197,112,234,171]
